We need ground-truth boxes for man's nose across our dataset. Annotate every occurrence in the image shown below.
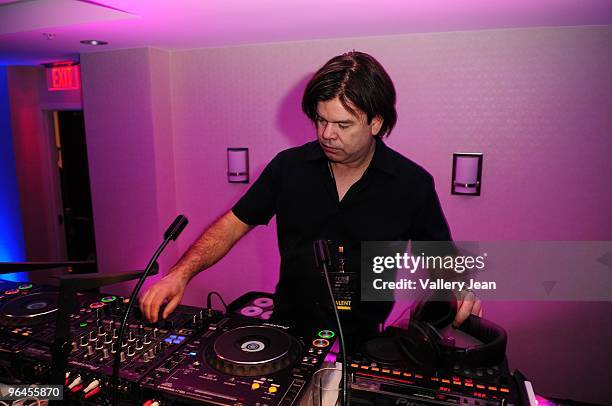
[320,122,336,139]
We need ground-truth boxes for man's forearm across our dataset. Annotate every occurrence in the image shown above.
[168,211,252,282]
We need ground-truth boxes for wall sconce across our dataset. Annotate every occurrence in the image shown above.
[451,153,483,196]
[227,148,249,183]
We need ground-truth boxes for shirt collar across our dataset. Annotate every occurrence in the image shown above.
[306,138,399,177]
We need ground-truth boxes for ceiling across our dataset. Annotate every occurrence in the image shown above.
[1,0,611,66]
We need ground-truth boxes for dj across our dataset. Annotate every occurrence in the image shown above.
[139,51,481,349]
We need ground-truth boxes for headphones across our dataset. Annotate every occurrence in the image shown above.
[396,290,507,368]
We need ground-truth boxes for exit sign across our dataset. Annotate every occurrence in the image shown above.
[46,64,80,91]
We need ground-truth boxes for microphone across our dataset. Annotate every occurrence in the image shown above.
[313,240,348,406]
[163,214,188,241]
[111,215,188,406]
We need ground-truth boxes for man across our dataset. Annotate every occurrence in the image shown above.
[139,52,480,347]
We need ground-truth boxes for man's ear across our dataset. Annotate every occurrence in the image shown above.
[371,115,384,136]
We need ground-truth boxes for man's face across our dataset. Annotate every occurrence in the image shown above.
[315,98,382,165]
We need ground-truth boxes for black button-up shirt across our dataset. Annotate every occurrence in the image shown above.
[233,138,451,343]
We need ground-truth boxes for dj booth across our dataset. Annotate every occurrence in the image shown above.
[0,275,543,406]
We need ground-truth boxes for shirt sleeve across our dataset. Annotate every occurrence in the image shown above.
[231,153,282,226]
[412,174,453,241]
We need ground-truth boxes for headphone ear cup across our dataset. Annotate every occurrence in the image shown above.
[397,320,443,367]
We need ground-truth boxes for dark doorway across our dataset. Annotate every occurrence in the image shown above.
[53,110,97,262]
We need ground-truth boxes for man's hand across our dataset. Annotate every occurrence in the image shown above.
[139,271,189,323]
[453,290,483,327]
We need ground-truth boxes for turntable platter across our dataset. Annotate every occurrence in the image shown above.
[0,291,59,326]
[206,325,301,376]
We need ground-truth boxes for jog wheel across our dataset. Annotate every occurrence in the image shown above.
[206,325,301,376]
[0,291,59,326]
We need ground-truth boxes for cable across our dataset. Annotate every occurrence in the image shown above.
[314,240,348,406]
[206,291,227,312]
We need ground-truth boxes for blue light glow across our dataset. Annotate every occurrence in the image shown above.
[0,66,27,282]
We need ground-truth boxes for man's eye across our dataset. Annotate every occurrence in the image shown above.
[338,124,349,129]
[316,118,327,125]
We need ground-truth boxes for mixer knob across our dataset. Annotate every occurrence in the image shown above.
[148,348,155,358]
[120,351,126,362]
[127,346,135,357]
[152,328,158,338]
[192,314,198,325]
[143,353,149,363]
[71,341,78,352]
[143,334,151,345]
[111,342,117,354]
[104,334,113,345]
[102,348,110,359]
[95,308,102,319]
[98,326,105,336]
[87,345,94,356]
[135,339,143,350]
[95,340,104,351]
[89,331,96,342]
[122,339,128,348]
[112,328,118,339]
[80,336,88,347]
[128,330,135,342]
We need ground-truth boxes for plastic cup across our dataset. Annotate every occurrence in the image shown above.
[308,366,342,406]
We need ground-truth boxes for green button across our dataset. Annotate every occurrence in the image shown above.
[101,295,117,303]
[79,322,88,327]
[318,330,335,339]
[18,283,33,290]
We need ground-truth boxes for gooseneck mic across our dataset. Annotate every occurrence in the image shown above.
[112,215,188,406]
[313,240,348,406]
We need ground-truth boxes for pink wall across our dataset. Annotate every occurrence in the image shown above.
[79,25,612,402]
[80,48,177,295]
[7,66,81,261]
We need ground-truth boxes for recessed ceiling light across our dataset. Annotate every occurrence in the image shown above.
[80,40,108,46]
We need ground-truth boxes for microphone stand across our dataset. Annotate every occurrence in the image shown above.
[313,240,348,406]
[111,215,188,406]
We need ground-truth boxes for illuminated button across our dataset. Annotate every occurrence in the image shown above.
[415,374,423,379]
[371,367,379,372]
[101,295,117,303]
[188,352,197,356]
[4,289,19,295]
[317,330,335,339]
[312,339,329,348]
[488,386,497,391]
[18,283,33,290]
[402,373,412,377]
[431,377,439,381]
[170,335,177,339]
[465,382,474,387]
[251,382,260,390]
[441,379,450,384]
[360,366,369,370]
[476,384,485,389]
[89,302,105,309]
[500,388,510,393]
[392,371,400,375]
[79,322,88,328]
[164,338,173,344]
[268,386,278,394]
[350,363,359,368]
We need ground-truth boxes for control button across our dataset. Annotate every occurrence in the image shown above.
[18,283,33,290]
[312,339,329,348]
[251,382,260,390]
[4,289,19,295]
[101,295,117,303]
[79,322,88,328]
[317,330,335,339]
[268,386,278,394]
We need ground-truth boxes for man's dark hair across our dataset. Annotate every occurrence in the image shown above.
[302,51,397,138]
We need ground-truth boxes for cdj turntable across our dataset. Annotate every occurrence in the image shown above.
[140,315,336,405]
